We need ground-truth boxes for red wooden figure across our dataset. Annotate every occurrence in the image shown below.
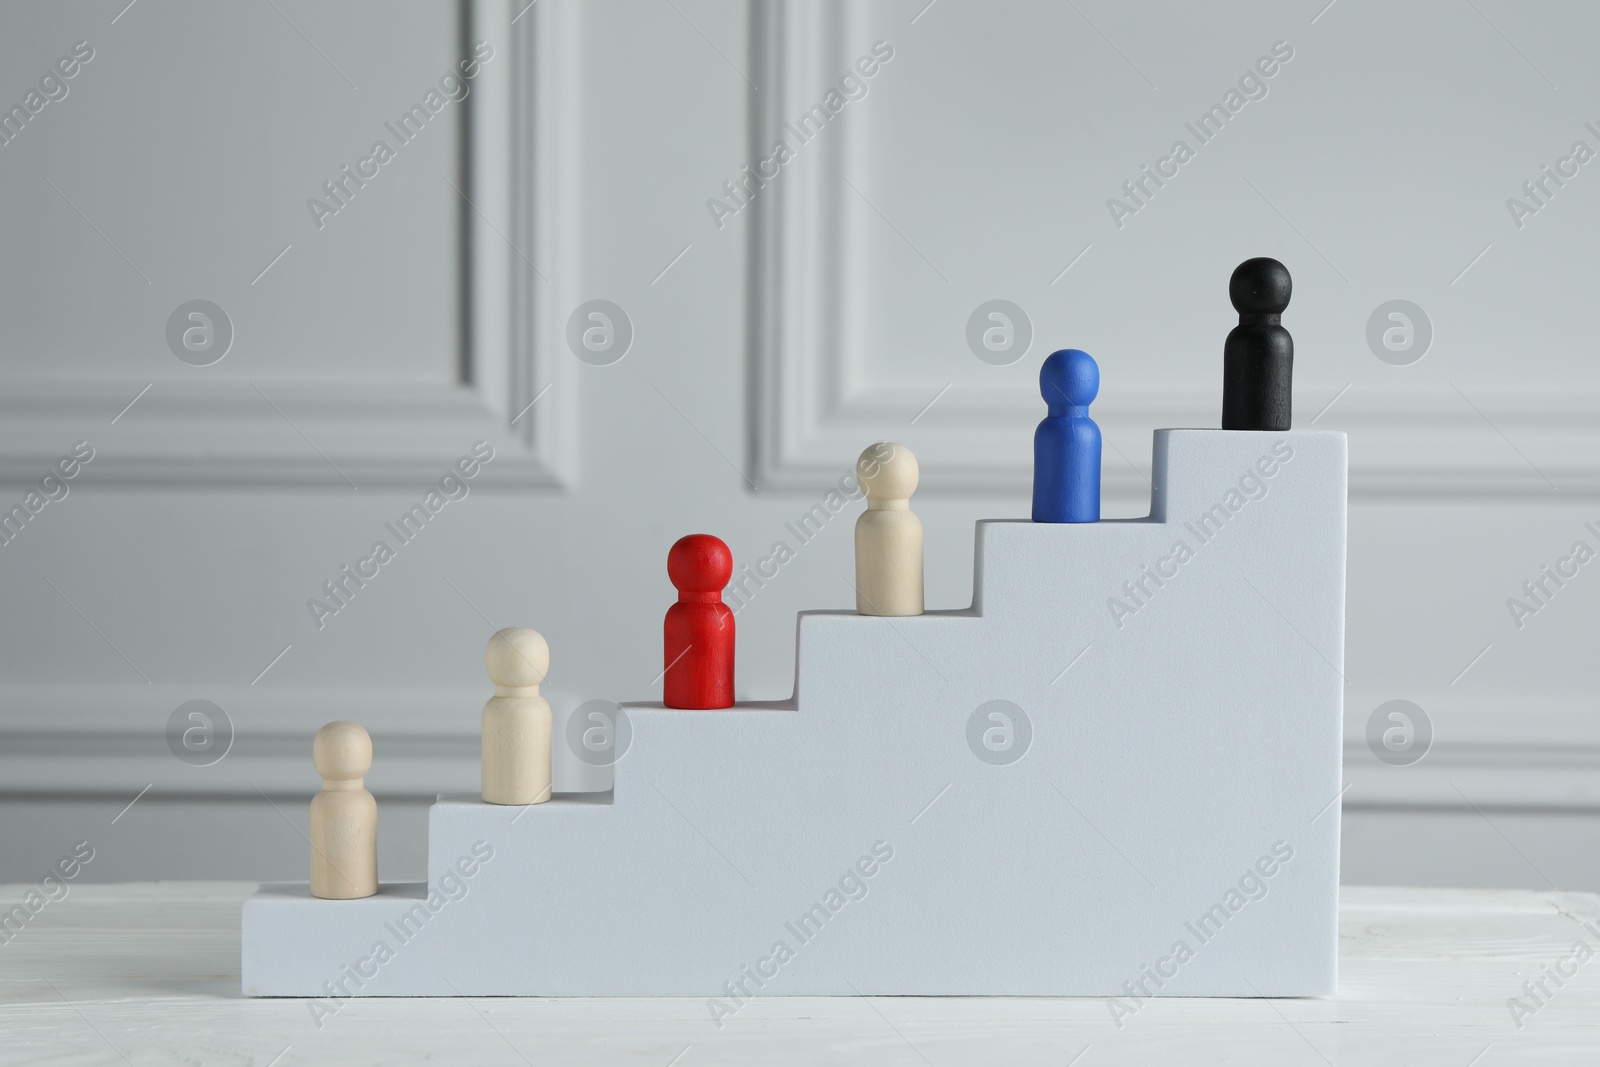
[663,534,734,709]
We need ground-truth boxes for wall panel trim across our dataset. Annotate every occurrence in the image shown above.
[746,2,1600,499]
[0,0,580,490]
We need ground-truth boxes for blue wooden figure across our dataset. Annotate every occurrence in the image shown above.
[1031,348,1101,523]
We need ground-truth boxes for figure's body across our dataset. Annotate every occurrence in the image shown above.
[854,442,924,616]
[664,533,735,709]
[1032,348,1102,523]
[481,627,552,806]
[1221,257,1293,431]
[309,721,378,900]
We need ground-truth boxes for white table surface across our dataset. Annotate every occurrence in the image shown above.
[2,883,1598,1065]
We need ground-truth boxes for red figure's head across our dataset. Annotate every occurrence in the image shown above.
[667,534,732,599]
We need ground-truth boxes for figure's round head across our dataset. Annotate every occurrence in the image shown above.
[856,441,918,500]
[313,721,372,781]
[1039,349,1099,408]
[1230,257,1291,315]
[485,626,549,688]
[667,533,733,594]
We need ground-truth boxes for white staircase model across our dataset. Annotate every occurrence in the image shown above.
[243,429,1346,998]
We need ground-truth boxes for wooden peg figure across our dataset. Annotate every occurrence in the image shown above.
[854,442,924,616]
[309,721,378,900]
[481,627,553,806]
[1032,349,1102,523]
[664,534,735,709]
[1221,257,1293,431]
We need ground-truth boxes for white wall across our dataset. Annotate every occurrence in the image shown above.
[1,0,1598,891]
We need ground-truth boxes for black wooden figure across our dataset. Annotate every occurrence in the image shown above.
[1221,257,1293,431]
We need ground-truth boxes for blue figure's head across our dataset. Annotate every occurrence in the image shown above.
[1040,349,1098,415]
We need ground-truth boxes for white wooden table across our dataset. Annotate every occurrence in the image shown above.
[2,883,1598,1065]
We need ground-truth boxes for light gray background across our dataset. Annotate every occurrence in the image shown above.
[0,0,1596,892]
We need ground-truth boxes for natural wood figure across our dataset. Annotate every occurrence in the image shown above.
[309,721,378,900]
[854,441,924,616]
[481,627,553,805]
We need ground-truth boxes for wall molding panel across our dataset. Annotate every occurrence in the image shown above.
[5,686,1599,811]
[747,3,1600,499]
[0,0,579,490]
